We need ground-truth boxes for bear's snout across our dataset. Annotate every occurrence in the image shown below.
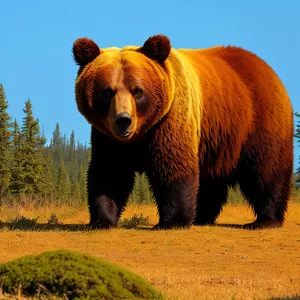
[115,112,132,137]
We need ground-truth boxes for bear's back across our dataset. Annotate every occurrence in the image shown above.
[176,45,292,135]
[172,45,293,178]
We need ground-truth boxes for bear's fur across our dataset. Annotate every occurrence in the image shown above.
[72,35,294,230]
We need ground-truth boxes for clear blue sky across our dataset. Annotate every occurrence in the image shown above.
[1,1,299,169]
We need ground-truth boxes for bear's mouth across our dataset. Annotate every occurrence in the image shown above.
[117,131,131,138]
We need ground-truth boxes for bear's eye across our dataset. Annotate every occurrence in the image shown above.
[132,87,143,99]
[102,88,115,98]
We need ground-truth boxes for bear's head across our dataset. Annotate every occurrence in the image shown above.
[73,34,173,143]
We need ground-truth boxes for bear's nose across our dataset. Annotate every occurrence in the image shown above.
[115,112,132,133]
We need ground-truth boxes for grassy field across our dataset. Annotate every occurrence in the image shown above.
[0,201,300,300]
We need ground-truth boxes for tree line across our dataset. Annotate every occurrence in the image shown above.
[0,83,90,206]
[0,82,299,207]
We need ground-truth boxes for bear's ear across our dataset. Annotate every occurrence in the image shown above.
[72,38,100,67]
[141,34,171,64]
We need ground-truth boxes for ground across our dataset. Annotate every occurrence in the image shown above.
[0,203,300,300]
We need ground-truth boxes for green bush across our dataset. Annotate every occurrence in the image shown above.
[0,250,163,300]
[47,213,60,225]
[118,213,151,229]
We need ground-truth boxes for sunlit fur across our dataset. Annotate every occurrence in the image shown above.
[73,35,294,230]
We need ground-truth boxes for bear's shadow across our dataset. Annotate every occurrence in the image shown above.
[0,221,250,232]
[0,221,89,232]
[0,221,157,232]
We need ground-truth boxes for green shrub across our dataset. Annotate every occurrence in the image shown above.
[118,213,151,229]
[47,213,60,225]
[0,250,163,300]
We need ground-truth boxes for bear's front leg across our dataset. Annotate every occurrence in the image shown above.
[150,172,199,230]
[87,161,135,229]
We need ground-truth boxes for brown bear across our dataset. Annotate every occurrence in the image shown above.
[72,34,294,230]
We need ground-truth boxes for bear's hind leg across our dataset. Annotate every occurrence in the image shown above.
[194,179,229,226]
[238,156,292,230]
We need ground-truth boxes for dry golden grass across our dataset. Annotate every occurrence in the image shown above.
[1,202,300,300]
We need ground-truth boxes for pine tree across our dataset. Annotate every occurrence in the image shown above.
[295,113,300,185]
[39,149,56,200]
[20,99,45,195]
[131,173,154,205]
[51,122,63,166]
[10,119,24,194]
[53,123,61,147]
[69,130,76,160]
[68,130,78,197]
[73,182,82,202]
[78,165,87,201]
[56,161,71,202]
[0,83,12,197]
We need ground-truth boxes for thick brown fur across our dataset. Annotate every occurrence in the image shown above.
[73,35,294,230]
